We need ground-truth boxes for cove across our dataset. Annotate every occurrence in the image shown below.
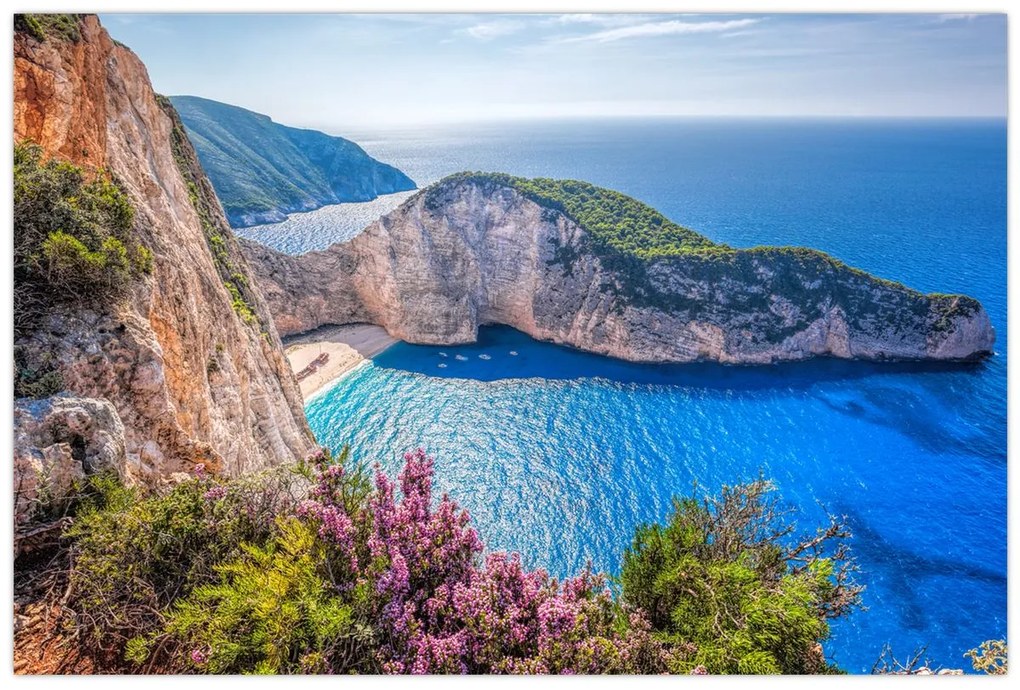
[306,325,1006,673]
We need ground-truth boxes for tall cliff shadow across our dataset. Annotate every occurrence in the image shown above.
[833,504,1006,634]
[372,326,1001,464]
[815,384,1005,464]
[373,325,989,390]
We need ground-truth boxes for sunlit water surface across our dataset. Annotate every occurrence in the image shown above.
[258,119,1004,673]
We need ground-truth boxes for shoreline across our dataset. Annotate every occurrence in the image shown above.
[284,324,398,399]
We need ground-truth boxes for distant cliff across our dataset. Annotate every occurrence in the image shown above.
[14,15,315,526]
[243,173,995,364]
[170,95,416,227]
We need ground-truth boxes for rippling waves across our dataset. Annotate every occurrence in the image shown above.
[297,118,1004,673]
[236,191,415,253]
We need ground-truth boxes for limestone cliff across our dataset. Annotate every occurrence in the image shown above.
[14,15,315,524]
[243,174,994,364]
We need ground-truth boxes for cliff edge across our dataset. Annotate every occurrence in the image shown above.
[14,15,315,526]
[243,173,994,364]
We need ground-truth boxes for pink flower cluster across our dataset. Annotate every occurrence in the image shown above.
[297,448,671,674]
[202,485,227,502]
[297,462,359,570]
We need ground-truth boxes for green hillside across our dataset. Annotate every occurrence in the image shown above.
[171,96,415,227]
[426,172,720,259]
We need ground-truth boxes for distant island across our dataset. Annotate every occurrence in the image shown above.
[242,172,995,365]
[171,95,416,227]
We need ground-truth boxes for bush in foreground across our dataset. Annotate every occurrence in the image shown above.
[65,449,861,674]
[67,467,303,668]
[620,479,861,674]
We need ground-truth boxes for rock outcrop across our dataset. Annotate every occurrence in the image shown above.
[14,15,315,525]
[13,396,126,528]
[243,175,994,364]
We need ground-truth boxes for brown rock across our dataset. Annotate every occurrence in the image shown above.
[13,15,315,523]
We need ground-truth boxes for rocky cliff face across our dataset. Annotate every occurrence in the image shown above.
[14,16,315,525]
[243,176,994,364]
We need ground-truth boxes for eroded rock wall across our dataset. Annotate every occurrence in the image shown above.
[14,16,315,526]
[244,179,994,364]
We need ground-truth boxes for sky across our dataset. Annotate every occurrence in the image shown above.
[98,13,1007,133]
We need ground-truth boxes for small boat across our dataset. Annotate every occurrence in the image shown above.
[509,351,518,356]
[438,352,448,358]
[455,354,469,361]
[478,354,491,360]
[437,363,447,368]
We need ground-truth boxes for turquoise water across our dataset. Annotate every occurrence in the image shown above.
[296,118,1005,672]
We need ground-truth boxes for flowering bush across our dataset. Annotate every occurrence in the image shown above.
[66,448,858,675]
[287,448,668,674]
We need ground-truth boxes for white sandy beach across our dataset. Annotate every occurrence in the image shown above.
[285,324,397,398]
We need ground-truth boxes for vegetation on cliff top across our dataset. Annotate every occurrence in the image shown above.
[61,447,864,674]
[424,173,980,343]
[425,172,720,260]
[426,173,915,275]
[14,14,84,43]
[169,95,416,227]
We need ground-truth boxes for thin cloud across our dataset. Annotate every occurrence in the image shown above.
[461,20,525,40]
[721,30,759,39]
[937,14,979,22]
[552,18,761,45]
[555,14,610,24]
[552,14,649,26]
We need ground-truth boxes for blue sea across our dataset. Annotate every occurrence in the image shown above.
[254,118,1006,673]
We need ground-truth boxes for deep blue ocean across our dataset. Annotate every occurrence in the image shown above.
[258,118,1006,673]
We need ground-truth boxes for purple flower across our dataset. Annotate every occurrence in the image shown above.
[190,648,209,665]
[292,446,668,673]
[192,463,206,479]
[203,485,227,501]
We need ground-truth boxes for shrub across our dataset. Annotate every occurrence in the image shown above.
[13,346,63,398]
[166,517,374,674]
[62,449,868,675]
[66,466,304,665]
[13,142,149,333]
[965,639,1007,675]
[619,478,862,674]
[40,231,131,291]
[15,14,83,42]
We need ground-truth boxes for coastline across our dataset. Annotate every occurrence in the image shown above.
[284,324,397,399]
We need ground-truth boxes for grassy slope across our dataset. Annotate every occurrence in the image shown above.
[170,96,415,226]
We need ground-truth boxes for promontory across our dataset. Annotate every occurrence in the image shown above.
[242,173,995,365]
